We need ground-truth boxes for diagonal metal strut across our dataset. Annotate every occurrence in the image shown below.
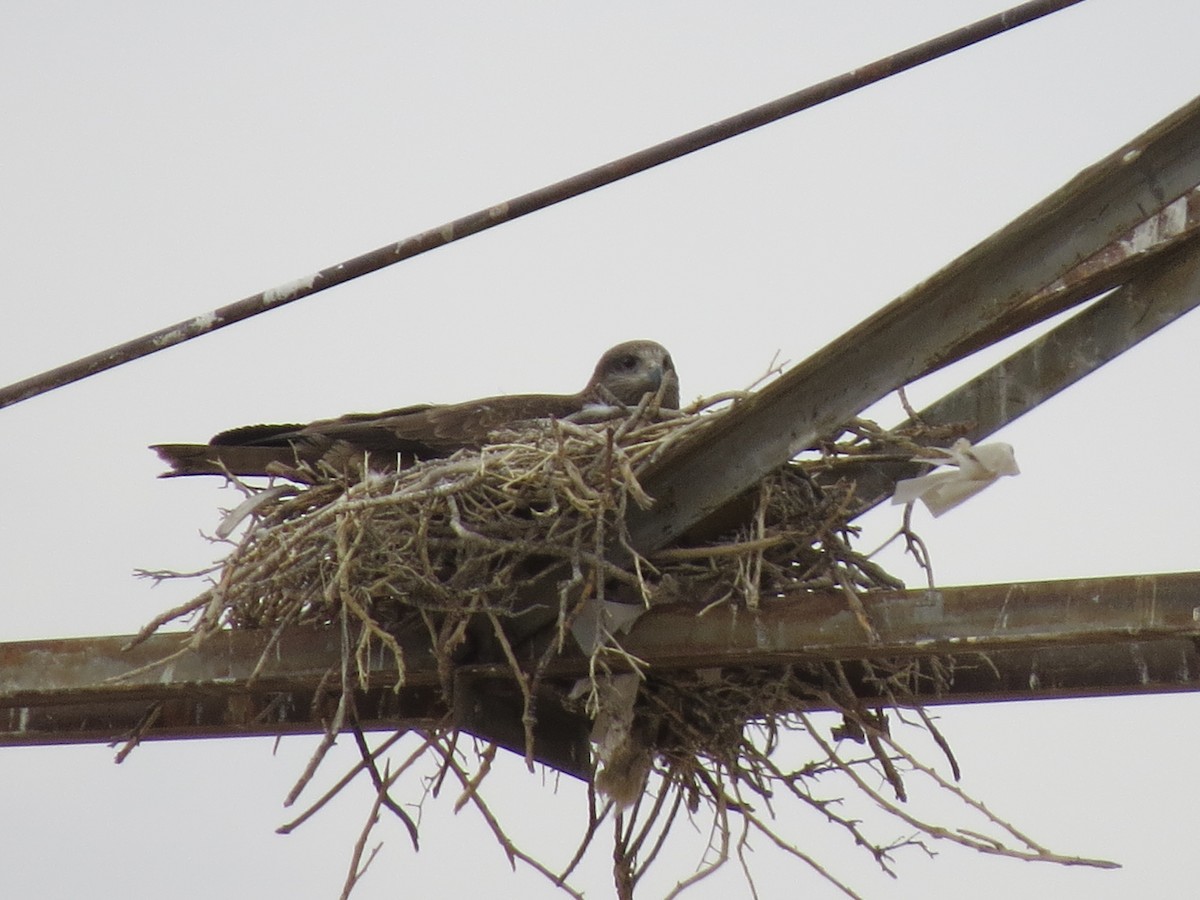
[625,94,1200,554]
[842,226,1200,513]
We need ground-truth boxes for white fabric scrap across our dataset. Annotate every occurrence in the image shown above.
[569,597,648,655]
[589,673,641,755]
[891,438,1019,517]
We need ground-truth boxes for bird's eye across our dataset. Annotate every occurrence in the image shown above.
[619,354,638,370]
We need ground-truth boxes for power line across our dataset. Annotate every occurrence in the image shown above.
[0,0,1085,410]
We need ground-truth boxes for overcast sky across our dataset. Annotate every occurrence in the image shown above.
[3,2,1200,898]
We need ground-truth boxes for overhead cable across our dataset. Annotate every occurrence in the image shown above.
[0,0,1085,410]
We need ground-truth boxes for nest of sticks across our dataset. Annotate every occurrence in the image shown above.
[151,397,907,644]
[137,394,1111,897]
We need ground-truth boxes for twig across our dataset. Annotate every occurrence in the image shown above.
[834,566,882,644]
[557,792,614,886]
[914,705,961,782]
[425,737,587,900]
[275,729,408,834]
[350,716,420,850]
[112,702,162,763]
[799,709,1118,868]
[284,690,348,807]
[338,763,387,900]
[452,741,498,814]
[662,793,730,900]
[651,535,784,562]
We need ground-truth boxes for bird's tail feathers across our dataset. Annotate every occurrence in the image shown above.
[151,443,301,478]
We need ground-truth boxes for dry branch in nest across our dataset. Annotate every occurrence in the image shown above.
[137,395,1113,897]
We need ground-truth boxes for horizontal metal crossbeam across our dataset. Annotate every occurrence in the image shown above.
[3,571,1199,749]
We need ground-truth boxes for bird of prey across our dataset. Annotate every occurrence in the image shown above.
[152,339,678,479]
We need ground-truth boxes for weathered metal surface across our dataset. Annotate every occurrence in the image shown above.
[907,640,1200,705]
[0,625,438,703]
[920,230,1200,443]
[0,627,446,747]
[625,94,1200,555]
[2,689,445,747]
[617,572,1200,665]
[838,229,1200,513]
[0,0,1083,411]
[935,186,1200,369]
[1049,185,1200,290]
[453,674,593,778]
[4,571,1200,747]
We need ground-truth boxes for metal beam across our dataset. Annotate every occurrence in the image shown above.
[620,572,1200,665]
[0,626,435,702]
[933,185,1200,372]
[510,107,1200,646]
[4,571,1200,747]
[838,227,1200,513]
[0,627,444,745]
[625,94,1200,554]
[916,231,1200,442]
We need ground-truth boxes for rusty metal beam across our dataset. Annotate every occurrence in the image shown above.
[917,229,1200,442]
[0,626,435,703]
[620,572,1200,665]
[838,226,1200,513]
[3,689,445,747]
[4,571,1200,748]
[933,186,1200,372]
[625,94,1200,554]
[0,627,443,745]
[903,640,1200,705]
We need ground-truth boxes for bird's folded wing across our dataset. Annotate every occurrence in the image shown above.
[152,394,587,477]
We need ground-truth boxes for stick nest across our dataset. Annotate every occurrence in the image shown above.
[167,398,906,645]
[137,397,1109,897]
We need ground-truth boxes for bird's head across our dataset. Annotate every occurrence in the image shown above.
[585,340,679,409]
